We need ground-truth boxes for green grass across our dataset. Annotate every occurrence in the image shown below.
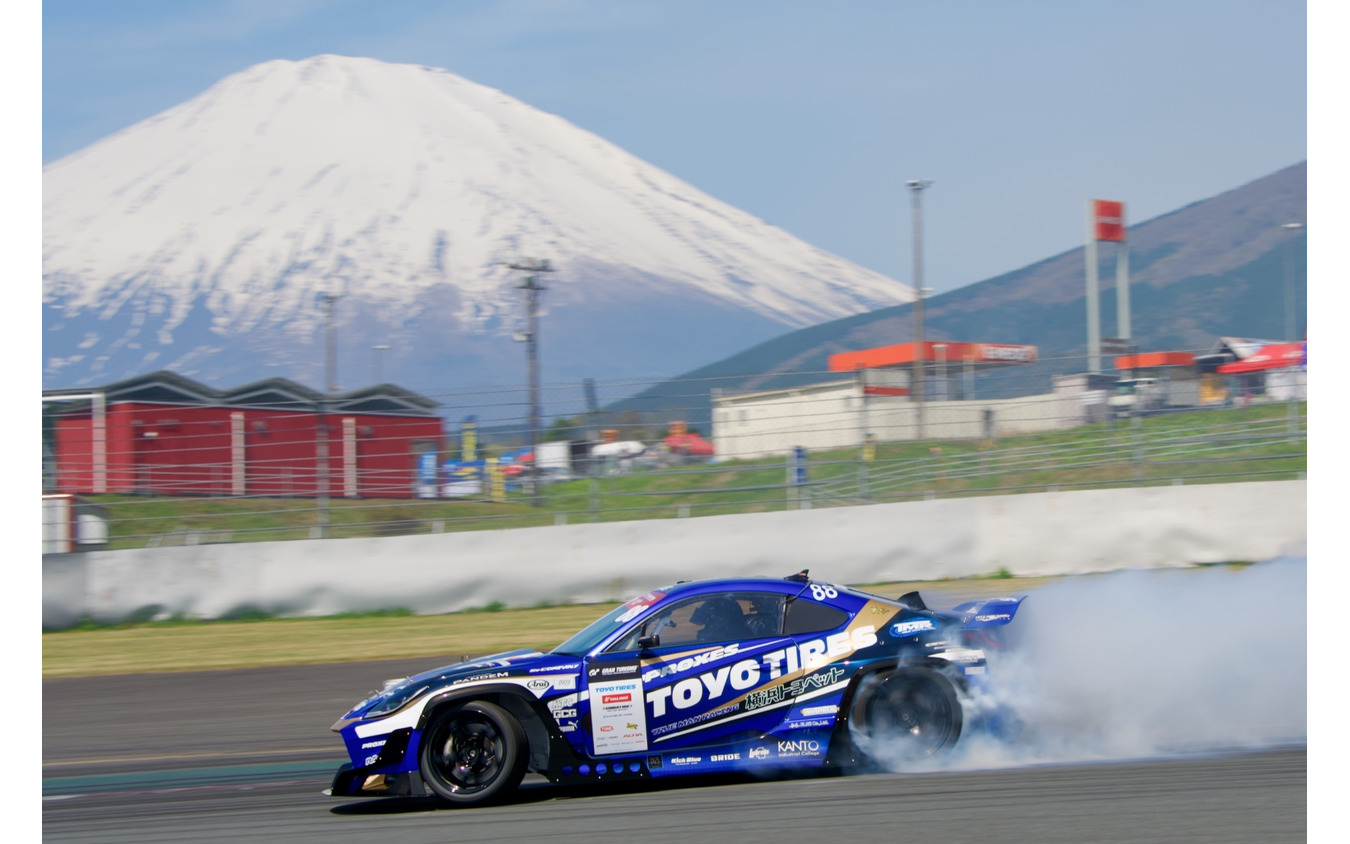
[42,576,1058,678]
[84,402,1305,549]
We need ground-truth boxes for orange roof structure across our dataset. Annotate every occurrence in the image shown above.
[829,341,1037,372]
[1112,351,1196,370]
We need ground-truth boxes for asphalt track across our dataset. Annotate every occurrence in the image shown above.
[43,659,1306,843]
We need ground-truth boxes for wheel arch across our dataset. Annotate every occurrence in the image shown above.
[826,658,966,767]
[417,684,560,774]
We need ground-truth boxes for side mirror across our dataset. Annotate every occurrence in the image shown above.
[637,634,660,650]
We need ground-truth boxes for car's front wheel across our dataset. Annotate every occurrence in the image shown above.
[849,668,962,767]
[419,700,528,805]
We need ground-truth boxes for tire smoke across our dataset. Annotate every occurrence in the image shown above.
[872,558,1307,772]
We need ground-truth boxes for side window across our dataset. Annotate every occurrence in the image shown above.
[606,591,786,652]
[784,598,848,636]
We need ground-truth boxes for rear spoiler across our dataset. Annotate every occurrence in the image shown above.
[950,596,1026,628]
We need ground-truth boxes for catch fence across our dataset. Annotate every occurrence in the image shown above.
[41,351,1307,550]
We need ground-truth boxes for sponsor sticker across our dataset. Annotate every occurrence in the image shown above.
[642,644,742,683]
[591,678,649,754]
[454,671,508,685]
[531,664,580,674]
[776,739,822,758]
[890,619,935,637]
[589,660,641,679]
[748,746,770,759]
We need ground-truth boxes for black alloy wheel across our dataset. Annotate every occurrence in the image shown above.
[852,669,962,764]
[419,700,528,805]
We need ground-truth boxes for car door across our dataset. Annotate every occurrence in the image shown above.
[591,590,799,764]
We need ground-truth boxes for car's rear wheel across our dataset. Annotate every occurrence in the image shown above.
[419,700,528,805]
[849,668,962,766]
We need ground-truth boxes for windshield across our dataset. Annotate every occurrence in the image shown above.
[551,589,668,655]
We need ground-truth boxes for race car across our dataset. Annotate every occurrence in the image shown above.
[329,571,1024,806]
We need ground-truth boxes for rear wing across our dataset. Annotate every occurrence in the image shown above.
[950,596,1026,629]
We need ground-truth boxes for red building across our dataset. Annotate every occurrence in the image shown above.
[47,371,444,499]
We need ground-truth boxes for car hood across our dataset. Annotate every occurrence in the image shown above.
[339,649,581,721]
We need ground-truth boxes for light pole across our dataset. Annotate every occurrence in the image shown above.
[371,344,390,384]
[936,343,948,401]
[1281,223,1304,341]
[316,292,339,538]
[1279,222,1304,441]
[506,259,554,508]
[907,179,933,441]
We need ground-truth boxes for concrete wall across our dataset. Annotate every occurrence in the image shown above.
[714,382,1088,461]
[42,480,1307,629]
[713,381,863,459]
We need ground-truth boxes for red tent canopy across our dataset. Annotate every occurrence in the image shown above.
[1217,342,1306,374]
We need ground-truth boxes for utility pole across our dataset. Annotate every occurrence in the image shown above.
[316,293,339,537]
[507,259,554,507]
[371,344,389,384]
[1281,223,1304,341]
[906,179,933,441]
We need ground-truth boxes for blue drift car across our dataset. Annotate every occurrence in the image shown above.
[329,571,1024,806]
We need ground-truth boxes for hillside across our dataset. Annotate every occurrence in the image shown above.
[610,162,1307,428]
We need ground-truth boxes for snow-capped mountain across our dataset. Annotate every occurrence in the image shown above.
[43,54,911,393]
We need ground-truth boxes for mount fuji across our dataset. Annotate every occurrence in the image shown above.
[42,54,912,396]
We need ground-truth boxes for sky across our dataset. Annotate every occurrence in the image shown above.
[36,0,1311,297]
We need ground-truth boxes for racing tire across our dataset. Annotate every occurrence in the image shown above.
[419,700,528,806]
[849,668,963,766]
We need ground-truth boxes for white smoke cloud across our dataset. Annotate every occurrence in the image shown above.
[858,558,1307,772]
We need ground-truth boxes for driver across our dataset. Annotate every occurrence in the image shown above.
[689,596,746,641]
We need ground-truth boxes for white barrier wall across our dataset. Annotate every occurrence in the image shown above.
[42,481,1307,629]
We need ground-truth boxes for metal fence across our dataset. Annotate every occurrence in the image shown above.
[42,350,1307,550]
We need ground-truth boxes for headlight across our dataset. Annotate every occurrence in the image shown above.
[364,682,432,718]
